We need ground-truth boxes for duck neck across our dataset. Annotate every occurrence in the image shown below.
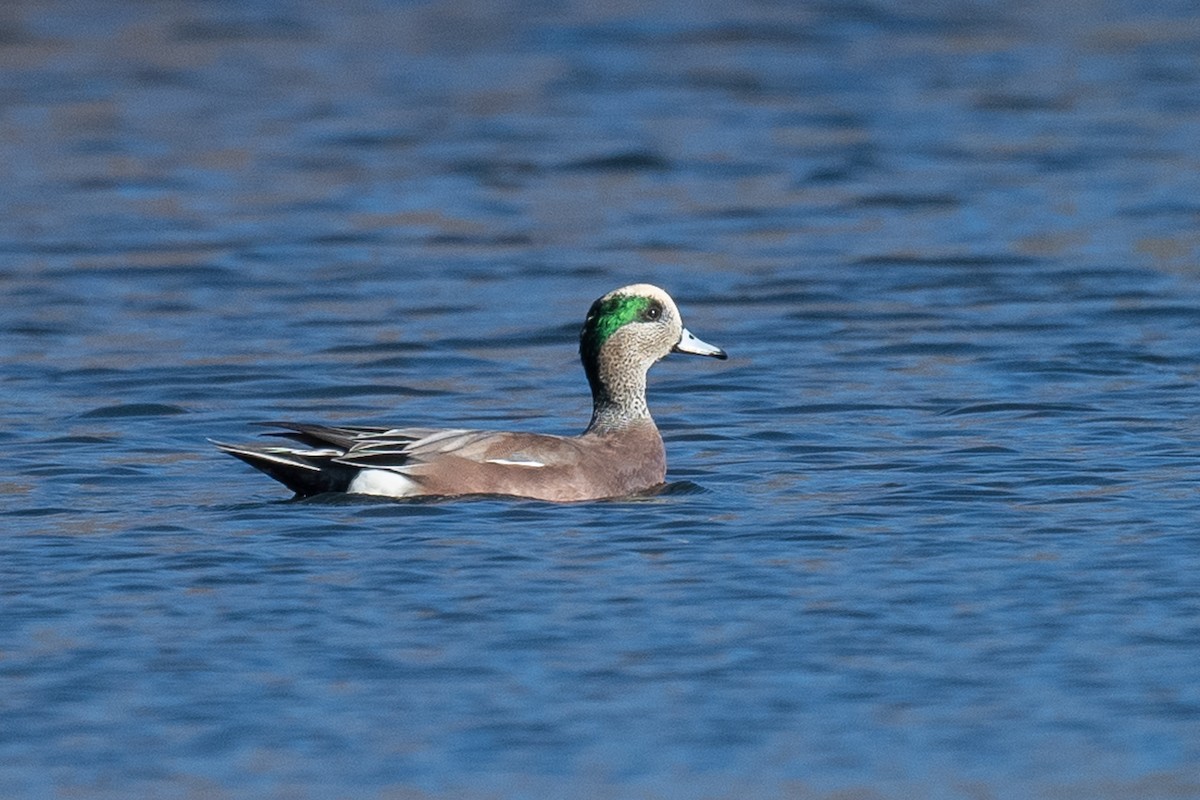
[584,352,652,434]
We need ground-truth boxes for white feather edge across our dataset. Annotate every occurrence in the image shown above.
[209,440,330,472]
[484,457,546,468]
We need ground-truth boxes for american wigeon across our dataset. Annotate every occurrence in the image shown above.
[214,283,726,502]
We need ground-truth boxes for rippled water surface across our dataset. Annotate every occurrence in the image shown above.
[3,1,1200,798]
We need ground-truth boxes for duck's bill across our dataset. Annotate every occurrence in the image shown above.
[674,328,728,359]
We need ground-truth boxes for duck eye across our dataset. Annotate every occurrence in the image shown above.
[644,302,663,322]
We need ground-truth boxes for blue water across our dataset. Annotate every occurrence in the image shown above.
[3,1,1200,798]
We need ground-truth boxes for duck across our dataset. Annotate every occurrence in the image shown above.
[213,283,726,502]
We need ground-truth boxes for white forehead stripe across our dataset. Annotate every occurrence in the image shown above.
[602,283,677,313]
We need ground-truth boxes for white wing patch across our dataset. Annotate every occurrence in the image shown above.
[485,457,546,468]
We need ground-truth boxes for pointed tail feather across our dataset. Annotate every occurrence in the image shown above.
[211,440,358,498]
